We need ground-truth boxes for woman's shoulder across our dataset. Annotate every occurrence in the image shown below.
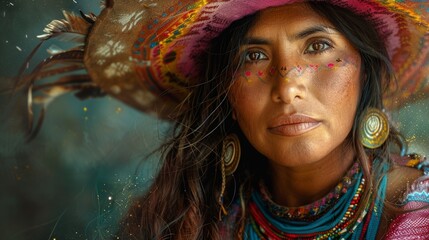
[393,154,429,205]
[383,154,429,239]
[386,157,426,204]
[218,199,242,239]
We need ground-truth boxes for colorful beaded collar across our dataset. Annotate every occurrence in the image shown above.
[258,161,360,221]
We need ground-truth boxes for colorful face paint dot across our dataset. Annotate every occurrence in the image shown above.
[309,64,319,71]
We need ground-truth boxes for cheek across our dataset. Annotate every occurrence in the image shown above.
[311,61,361,135]
[315,62,361,108]
[230,80,263,114]
[229,81,246,116]
[229,80,268,132]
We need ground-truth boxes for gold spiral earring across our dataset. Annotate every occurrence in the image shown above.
[359,108,389,149]
[218,134,241,220]
[222,134,241,176]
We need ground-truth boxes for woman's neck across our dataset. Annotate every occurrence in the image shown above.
[267,144,356,207]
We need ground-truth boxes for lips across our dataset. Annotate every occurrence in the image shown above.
[268,114,321,136]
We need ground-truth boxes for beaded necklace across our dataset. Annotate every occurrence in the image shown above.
[243,161,388,240]
[259,162,360,221]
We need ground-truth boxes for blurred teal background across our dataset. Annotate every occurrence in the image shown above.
[0,1,428,240]
[0,1,170,239]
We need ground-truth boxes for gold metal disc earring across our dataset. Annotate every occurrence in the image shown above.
[218,133,241,220]
[359,108,390,149]
[222,134,241,175]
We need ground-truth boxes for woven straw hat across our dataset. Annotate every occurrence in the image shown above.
[23,0,429,121]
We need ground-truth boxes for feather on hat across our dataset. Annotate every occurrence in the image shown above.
[19,0,429,131]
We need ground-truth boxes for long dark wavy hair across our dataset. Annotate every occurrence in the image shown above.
[118,2,403,239]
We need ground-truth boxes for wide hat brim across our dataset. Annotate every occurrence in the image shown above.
[83,0,429,119]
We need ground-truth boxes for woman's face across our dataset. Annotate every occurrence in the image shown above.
[229,3,361,167]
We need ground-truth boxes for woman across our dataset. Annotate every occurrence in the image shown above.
[22,0,429,239]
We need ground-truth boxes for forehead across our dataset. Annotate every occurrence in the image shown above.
[247,3,333,36]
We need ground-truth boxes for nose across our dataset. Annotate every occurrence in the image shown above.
[270,65,306,104]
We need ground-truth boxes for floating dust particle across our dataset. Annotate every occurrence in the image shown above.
[406,135,417,144]
[16,46,22,51]
[115,107,122,113]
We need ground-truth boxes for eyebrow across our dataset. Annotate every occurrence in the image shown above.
[241,25,337,46]
[294,26,337,40]
[242,37,271,45]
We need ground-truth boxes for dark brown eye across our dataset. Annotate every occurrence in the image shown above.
[305,40,332,54]
[311,42,323,51]
[245,51,268,62]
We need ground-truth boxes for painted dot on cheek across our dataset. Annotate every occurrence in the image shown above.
[328,63,335,68]
[309,64,319,72]
[243,71,253,82]
[257,70,264,77]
